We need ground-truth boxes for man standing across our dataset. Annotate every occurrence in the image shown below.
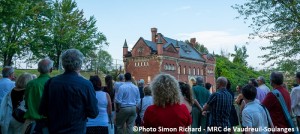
[242,84,272,134]
[39,49,99,133]
[249,78,267,103]
[115,73,140,134]
[257,76,270,93]
[262,72,291,130]
[114,74,125,96]
[192,77,210,134]
[0,66,15,104]
[23,58,53,133]
[291,72,300,129]
[203,77,232,134]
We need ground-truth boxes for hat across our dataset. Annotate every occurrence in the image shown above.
[138,79,145,84]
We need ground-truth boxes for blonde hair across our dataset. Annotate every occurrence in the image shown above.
[150,74,180,108]
[16,73,33,88]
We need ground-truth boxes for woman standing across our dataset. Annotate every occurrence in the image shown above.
[0,73,33,134]
[179,82,202,113]
[143,74,192,134]
[86,75,112,134]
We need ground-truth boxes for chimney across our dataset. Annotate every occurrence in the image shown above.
[157,36,163,55]
[123,39,128,56]
[190,38,196,48]
[151,28,157,43]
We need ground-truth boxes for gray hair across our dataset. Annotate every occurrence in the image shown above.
[38,58,53,74]
[270,71,284,85]
[2,66,14,78]
[217,77,227,87]
[196,77,204,85]
[61,49,84,71]
[118,74,124,81]
[257,76,266,84]
[16,73,34,88]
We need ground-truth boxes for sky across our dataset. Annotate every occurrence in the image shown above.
[76,0,271,69]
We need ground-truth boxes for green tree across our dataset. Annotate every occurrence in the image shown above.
[96,49,112,74]
[0,0,48,66]
[185,40,209,54]
[231,45,249,66]
[232,0,300,66]
[29,0,107,69]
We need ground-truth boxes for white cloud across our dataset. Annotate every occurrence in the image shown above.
[173,31,272,69]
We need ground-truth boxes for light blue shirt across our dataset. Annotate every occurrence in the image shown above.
[242,99,270,134]
[256,87,268,103]
[114,81,124,96]
[137,96,153,120]
[259,84,270,93]
[115,82,140,108]
[0,78,15,104]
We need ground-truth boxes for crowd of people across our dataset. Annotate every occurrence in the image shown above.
[0,48,299,134]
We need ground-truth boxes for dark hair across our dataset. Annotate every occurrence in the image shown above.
[105,75,113,96]
[296,72,300,79]
[249,78,259,87]
[226,79,231,90]
[205,83,212,90]
[270,72,284,85]
[179,82,193,105]
[242,84,257,101]
[125,73,132,81]
[89,75,102,91]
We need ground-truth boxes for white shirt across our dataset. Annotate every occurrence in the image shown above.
[258,84,270,93]
[242,99,271,134]
[137,96,153,120]
[291,86,300,116]
[87,91,109,127]
[0,78,15,104]
[115,82,140,108]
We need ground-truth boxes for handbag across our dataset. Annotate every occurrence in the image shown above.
[272,90,299,134]
[135,98,143,126]
[12,97,26,123]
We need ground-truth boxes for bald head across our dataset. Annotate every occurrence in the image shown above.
[216,77,227,89]
[38,58,53,74]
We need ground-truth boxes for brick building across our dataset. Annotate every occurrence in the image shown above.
[123,28,216,89]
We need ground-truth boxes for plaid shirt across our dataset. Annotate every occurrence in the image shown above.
[207,88,233,128]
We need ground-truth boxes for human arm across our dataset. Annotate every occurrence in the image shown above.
[291,89,300,110]
[39,79,51,117]
[85,83,99,119]
[106,93,112,122]
[193,99,203,111]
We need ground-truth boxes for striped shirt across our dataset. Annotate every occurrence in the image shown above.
[207,88,233,128]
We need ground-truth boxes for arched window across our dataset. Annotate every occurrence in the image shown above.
[183,66,186,74]
[197,68,200,75]
[178,66,181,74]
[193,68,196,75]
[188,67,191,75]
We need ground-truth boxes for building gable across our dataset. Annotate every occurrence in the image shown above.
[164,43,177,53]
[131,37,152,57]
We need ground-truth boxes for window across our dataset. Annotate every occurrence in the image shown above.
[183,67,186,74]
[137,62,140,66]
[135,62,137,66]
[148,76,151,83]
[188,67,191,75]
[193,68,196,75]
[178,66,181,74]
[197,68,200,75]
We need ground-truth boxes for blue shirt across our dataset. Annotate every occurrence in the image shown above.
[39,71,99,134]
[114,81,124,96]
[0,78,15,104]
[207,88,233,128]
[115,82,140,108]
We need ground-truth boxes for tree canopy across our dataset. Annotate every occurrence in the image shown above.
[0,0,107,68]
[185,40,209,54]
[231,45,249,66]
[232,0,300,67]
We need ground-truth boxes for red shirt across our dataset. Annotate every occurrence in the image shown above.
[143,104,192,134]
[262,86,291,129]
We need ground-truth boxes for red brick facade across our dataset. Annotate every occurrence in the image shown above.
[123,28,216,90]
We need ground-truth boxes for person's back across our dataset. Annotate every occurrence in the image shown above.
[116,82,139,107]
[208,89,232,127]
[262,72,291,130]
[42,72,98,133]
[39,49,98,134]
[87,91,109,127]
[193,85,210,106]
[256,87,268,103]
[242,100,270,134]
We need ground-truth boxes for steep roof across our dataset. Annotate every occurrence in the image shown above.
[140,34,205,61]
